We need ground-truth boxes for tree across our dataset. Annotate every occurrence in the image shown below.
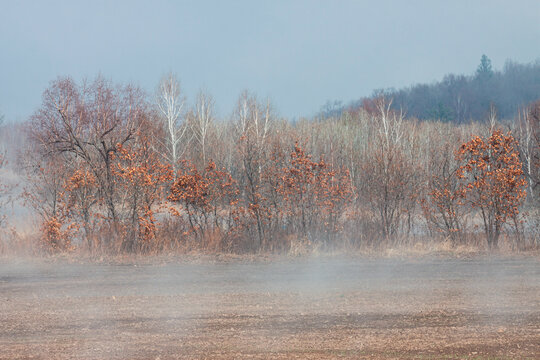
[529,100,540,203]
[456,130,527,249]
[233,91,273,249]
[168,160,240,250]
[29,76,147,229]
[421,140,466,242]
[278,142,352,243]
[515,103,539,202]
[0,152,8,228]
[0,117,24,240]
[476,54,494,80]
[358,97,418,241]
[64,164,98,249]
[22,153,74,252]
[155,73,187,173]
[0,115,9,228]
[114,135,173,252]
[189,91,215,168]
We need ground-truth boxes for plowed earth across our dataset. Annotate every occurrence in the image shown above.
[1,257,539,359]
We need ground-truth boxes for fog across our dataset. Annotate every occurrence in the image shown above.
[1,257,539,358]
[1,1,539,121]
[1,1,540,357]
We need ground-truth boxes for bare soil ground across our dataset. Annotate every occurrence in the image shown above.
[0,256,539,359]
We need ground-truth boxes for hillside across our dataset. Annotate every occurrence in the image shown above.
[325,56,540,122]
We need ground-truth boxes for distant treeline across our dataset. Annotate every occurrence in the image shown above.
[0,74,535,255]
[324,56,540,123]
[0,67,539,255]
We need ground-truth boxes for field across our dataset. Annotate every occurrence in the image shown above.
[1,256,539,359]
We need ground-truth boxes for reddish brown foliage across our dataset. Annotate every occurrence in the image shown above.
[278,142,353,242]
[114,136,173,252]
[20,76,538,254]
[456,130,527,248]
[168,161,243,250]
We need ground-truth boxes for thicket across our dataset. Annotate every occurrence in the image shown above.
[1,74,539,254]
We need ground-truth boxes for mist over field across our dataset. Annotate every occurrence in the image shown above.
[1,1,540,358]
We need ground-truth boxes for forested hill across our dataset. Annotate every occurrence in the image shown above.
[324,56,540,123]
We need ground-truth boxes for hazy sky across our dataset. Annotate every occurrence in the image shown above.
[1,0,539,121]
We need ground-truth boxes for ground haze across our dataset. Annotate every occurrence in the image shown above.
[1,256,539,359]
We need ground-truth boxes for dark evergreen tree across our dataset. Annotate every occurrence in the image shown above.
[476,54,494,80]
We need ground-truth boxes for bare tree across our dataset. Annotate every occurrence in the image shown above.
[421,134,467,242]
[0,145,8,228]
[190,91,215,167]
[156,73,187,172]
[516,105,536,201]
[374,97,403,150]
[233,91,272,249]
[29,76,147,227]
[359,97,416,242]
[22,151,72,250]
[487,103,497,135]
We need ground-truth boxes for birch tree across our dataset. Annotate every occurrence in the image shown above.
[359,97,416,241]
[156,73,187,173]
[515,103,539,203]
[190,91,215,168]
[233,91,272,249]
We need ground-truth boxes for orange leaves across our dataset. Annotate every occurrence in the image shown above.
[168,161,237,210]
[64,168,97,212]
[115,141,173,190]
[65,169,97,191]
[112,136,173,248]
[277,142,353,236]
[169,163,210,208]
[138,208,157,243]
[40,216,75,252]
[168,160,241,243]
[456,130,527,248]
[456,130,527,216]
[169,160,237,209]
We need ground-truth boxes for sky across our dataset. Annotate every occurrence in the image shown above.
[1,0,539,122]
